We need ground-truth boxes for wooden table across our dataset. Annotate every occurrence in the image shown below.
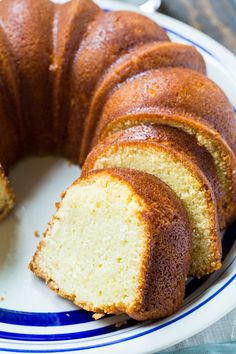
[159,0,236,54]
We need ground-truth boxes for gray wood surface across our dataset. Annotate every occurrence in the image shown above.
[159,0,236,54]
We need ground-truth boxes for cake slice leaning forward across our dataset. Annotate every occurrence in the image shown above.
[30,168,191,321]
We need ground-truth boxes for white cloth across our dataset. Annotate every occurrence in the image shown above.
[163,308,236,352]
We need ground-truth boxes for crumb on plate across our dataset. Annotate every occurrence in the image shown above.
[34,230,40,238]
[115,320,128,328]
[92,313,105,320]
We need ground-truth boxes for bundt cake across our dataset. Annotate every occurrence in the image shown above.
[0,0,234,319]
[30,168,192,321]
[83,125,222,277]
[92,68,236,225]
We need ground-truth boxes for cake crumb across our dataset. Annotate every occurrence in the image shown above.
[49,63,58,72]
[55,202,60,209]
[0,296,5,301]
[115,320,127,328]
[34,230,40,238]
[92,313,105,320]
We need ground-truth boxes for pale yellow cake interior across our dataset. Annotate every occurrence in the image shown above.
[90,145,221,276]
[35,173,148,312]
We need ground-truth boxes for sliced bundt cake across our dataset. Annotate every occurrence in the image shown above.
[83,125,223,277]
[0,0,233,320]
[30,168,192,320]
[0,0,170,215]
[92,67,236,225]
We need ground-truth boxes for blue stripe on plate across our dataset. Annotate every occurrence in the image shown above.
[1,256,235,342]
[0,319,137,342]
[0,310,94,327]
[0,273,235,352]
[163,27,216,58]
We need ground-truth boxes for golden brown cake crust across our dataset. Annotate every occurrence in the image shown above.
[80,42,206,162]
[95,68,236,151]
[0,0,166,165]
[0,25,24,168]
[51,0,102,156]
[65,8,169,160]
[30,168,192,321]
[0,0,55,155]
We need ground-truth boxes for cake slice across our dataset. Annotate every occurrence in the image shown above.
[0,165,15,220]
[83,125,222,277]
[30,168,191,320]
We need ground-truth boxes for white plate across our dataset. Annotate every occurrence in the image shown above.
[0,1,235,353]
